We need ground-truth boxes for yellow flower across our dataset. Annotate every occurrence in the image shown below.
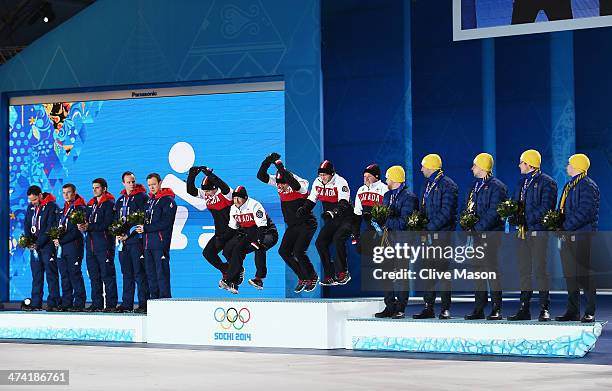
[29,117,36,125]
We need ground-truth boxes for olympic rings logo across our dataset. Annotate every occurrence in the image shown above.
[214,307,251,330]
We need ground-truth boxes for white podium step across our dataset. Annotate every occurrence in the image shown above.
[0,312,147,342]
[147,298,383,349]
[346,318,606,357]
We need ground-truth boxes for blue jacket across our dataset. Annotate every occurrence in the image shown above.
[115,184,149,246]
[466,177,508,231]
[561,175,599,232]
[512,171,558,231]
[144,188,177,251]
[58,194,87,257]
[24,192,59,251]
[419,172,458,231]
[86,192,116,255]
[383,185,418,231]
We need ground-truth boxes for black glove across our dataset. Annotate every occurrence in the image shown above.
[266,152,281,164]
[188,166,200,176]
[200,166,213,176]
[274,160,285,170]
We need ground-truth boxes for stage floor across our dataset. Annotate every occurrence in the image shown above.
[1,340,611,391]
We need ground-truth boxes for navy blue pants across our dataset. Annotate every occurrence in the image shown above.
[30,248,61,308]
[86,250,118,309]
[144,248,171,301]
[58,250,86,308]
[118,242,149,309]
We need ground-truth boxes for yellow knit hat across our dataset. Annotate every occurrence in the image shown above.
[386,166,406,183]
[421,154,442,170]
[520,149,541,168]
[473,153,494,172]
[569,153,590,173]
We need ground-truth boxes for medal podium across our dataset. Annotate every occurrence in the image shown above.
[0,298,606,358]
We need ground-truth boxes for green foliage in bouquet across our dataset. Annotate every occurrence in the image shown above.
[109,220,128,237]
[497,199,518,219]
[406,210,429,231]
[459,210,480,231]
[68,209,87,225]
[127,210,145,226]
[370,205,391,226]
[47,226,66,241]
[542,210,564,231]
[17,235,34,248]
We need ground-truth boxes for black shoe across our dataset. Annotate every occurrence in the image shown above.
[486,308,503,320]
[104,306,121,313]
[248,278,264,290]
[84,305,103,313]
[46,306,60,312]
[581,314,595,323]
[304,278,318,292]
[56,306,70,312]
[508,308,531,321]
[219,279,231,291]
[69,306,85,312]
[319,276,336,286]
[294,280,307,293]
[227,282,239,295]
[391,311,406,319]
[134,307,147,314]
[538,308,551,322]
[335,272,351,286]
[464,310,485,320]
[439,309,451,320]
[374,307,394,318]
[117,305,134,313]
[238,267,245,285]
[413,306,435,319]
[555,312,580,322]
[25,306,43,312]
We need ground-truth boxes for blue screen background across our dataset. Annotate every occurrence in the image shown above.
[8,90,287,301]
[462,0,600,29]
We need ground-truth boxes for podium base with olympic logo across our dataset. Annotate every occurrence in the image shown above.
[146,298,384,349]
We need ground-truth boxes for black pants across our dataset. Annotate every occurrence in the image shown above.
[560,235,596,316]
[517,232,550,308]
[144,248,171,300]
[57,250,86,308]
[203,234,228,275]
[118,242,148,309]
[384,281,409,314]
[278,220,318,280]
[473,234,502,312]
[86,249,118,309]
[422,235,451,310]
[315,217,352,278]
[224,230,279,283]
[512,0,573,24]
[31,248,61,308]
[602,0,612,15]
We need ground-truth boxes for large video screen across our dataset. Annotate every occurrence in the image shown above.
[8,83,287,301]
[454,0,612,40]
